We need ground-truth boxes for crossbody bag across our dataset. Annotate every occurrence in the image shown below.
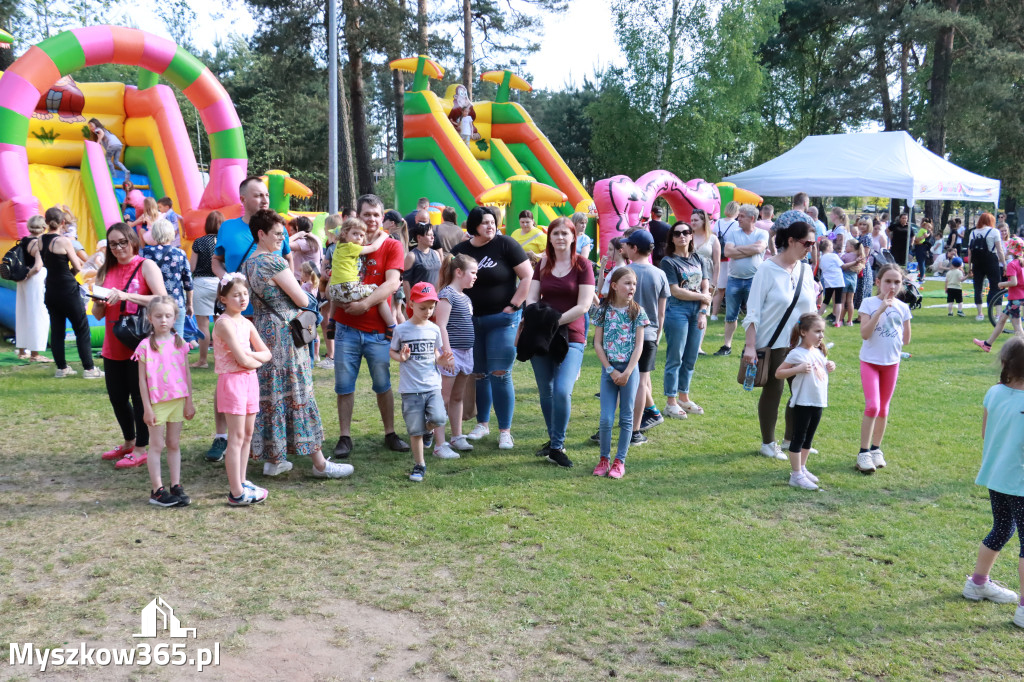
[737,263,805,388]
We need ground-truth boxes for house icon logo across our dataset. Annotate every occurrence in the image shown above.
[133,598,197,639]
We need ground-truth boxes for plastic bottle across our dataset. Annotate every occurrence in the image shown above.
[900,351,911,359]
[743,361,757,391]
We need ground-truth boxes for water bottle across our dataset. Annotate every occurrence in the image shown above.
[900,351,911,359]
[743,361,757,391]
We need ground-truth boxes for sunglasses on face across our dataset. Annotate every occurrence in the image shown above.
[673,230,692,237]
[798,239,816,248]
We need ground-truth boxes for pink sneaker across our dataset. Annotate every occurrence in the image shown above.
[593,458,611,477]
[973,339,992,352]
[115,451,147,468]
[608,459,625,479]
[101,444,133,461]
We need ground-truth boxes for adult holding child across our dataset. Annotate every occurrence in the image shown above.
[741,220,817,460]
[451,206,533,449]
[243,209,353,479]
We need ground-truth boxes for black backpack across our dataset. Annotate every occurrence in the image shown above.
[0,238,30,282]
[969,227,995,262]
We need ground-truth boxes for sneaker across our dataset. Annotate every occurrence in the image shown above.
[962,576,1019,604]
[826,314,836,325]
[871,449,887,469]
[856,451,876,474]
[170,484,191,507]
[115,451,147,468]
[317,358,334,369]
[789,471,818,490]
[630,431,648,446]
[608,459,625,479]
[781,440,818,455]
[593,457,611,476]
[332,435,353,459]
[409,463,426,482]
[82,367,104,379]
[638,410,664,431]
[227,488,265,506]
[976,314,986,321]
[1015,605,1024,628]
[712,345,731,356]
[535,441,551,457]
[243,480,269,501]
[54,367,77,378]
[589,431,600,443]
[263,460,294,476]
[845,321,854,326]
[102,444,133,461]
[149,487,182,507]
[384,432,410,452]
[948,311,954,316]
[758,442,787,460]
[664,404,688,420]
[801,467,819,484]
[205,437,227,463]
[433,442,460,459]
[498,431,514,450]
[465,423,490,441]
[709,315,719,321]
[450,435,474,451]
[973,339,992,352]
[545,448,573,468]
[312,461,354,478]
[957,311,966,317]
[424,433,434,450]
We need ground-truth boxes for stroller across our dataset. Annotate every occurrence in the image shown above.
[876,249,922,309]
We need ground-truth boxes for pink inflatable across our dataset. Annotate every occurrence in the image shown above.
[593,171,723,257]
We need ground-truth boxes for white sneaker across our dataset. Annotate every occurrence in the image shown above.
[54,367,77,378]
[263,460,294,476]
[317,358,334,369]
[312,461,354,478]
[664,404,688,420]
[976,314,986,321]
[759,442,787,460]
[450,435,474,451]
[709,315,719,321]
[856,451,876,474]
[1015,605,1024,628]
[433,442,461,459]
[498,431,514,450]
[801,467,819,484]
[789,471,818,490]
[781,440,817,455]
[465,423,490,441]
[871,449,887,468]
[83,367,105,379]
[962,576,1019,604]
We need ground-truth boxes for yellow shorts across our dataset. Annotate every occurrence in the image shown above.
[151,398,185,425]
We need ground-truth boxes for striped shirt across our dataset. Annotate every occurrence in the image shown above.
[438,285,475,349]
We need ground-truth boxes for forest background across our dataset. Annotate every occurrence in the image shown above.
[2,0,1022,224]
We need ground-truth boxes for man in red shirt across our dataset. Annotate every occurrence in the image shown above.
[332,194,410,457]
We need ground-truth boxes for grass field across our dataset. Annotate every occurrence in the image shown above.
[2,283,1023,680]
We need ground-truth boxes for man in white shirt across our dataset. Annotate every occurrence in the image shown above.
[715,204,769,355]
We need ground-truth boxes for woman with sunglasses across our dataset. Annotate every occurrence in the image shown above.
[742,221,818,461]
[660,222,711,418]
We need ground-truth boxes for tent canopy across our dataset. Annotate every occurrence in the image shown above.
[723,131,1000,205]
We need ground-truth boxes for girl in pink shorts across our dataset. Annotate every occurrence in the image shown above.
[213,274,272,506]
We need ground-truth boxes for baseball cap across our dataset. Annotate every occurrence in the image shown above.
[625,229,654,249]
[409,282,439,303]
[382,209,403,225]
[951,256,963,267]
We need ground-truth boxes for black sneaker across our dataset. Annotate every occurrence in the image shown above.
[205,437,227,463]
[826,314,836,325]
[545,448,574,468]
[712,345,731,356]
[424,433,434,450]
[332,435,353,459]
[589,431,600,443]
[170,484,191,507]
[149,487,181,507]
[384,432,411,452]
[409,463,426,482]
[630,431,648,445]
[638,410,664,432]
[535,441,551,457]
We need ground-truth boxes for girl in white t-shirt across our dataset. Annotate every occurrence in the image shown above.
[856,264,913,475]
[775,313,836,490]
[817,239,846,326]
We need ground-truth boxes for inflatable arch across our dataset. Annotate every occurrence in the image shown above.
[0,26,247,239]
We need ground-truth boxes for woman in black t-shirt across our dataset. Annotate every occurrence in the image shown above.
[450,207,533,449]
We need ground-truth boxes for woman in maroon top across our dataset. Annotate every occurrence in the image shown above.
[520,218,595,466]
[91,223,167,468]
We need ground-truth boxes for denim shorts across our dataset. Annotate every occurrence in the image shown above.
[401,389,447,436]
[725,276,753,322]
[843,271,857,293]
[334,325,392,394]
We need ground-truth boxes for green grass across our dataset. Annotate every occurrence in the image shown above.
[2,284,1023,680]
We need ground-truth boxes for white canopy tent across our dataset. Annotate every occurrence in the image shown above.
[723,131,1001,205]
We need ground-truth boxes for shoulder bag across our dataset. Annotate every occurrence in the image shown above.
[246,256,318,348]
[112,260,152,350]
[737,262,805,388]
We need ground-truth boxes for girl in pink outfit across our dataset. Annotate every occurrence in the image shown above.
[134,297,196,507]
[213,273,272,506]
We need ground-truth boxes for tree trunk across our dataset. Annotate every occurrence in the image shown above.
[655,0,681,167]
[463,0,472,98]
[392,67,404,160]
[417,0,428,55]
[338,60,357,209]
[924,0,959,225]
[941,200,952,230]
[344,0,374,194]
[873,41,893,131]
[899,39,910,130]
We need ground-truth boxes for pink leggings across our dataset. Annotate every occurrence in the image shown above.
[861,361,900,418]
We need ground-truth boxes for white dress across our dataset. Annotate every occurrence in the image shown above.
[15,240,48,351]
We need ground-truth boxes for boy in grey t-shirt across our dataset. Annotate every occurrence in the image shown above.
[390,283,456,481]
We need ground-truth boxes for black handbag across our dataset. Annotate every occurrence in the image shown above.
[112,261,151,350]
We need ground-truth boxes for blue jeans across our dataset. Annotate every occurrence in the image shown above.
[599,361,640,461]
[334,325,392,395]
[663,300,702,397]
[530,342,585,450]
[725,276,753,322]
[472,310,520,430]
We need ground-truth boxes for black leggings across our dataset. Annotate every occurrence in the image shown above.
[788,405,823,452]
[983,489,1024,557]
[45,294,95,370]
[973,261,1001,307]
[103,357,148,448]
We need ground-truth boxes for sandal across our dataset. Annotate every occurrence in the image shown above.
[30,355,53,363]
[679,401,705,415]
[190,361,209,368]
